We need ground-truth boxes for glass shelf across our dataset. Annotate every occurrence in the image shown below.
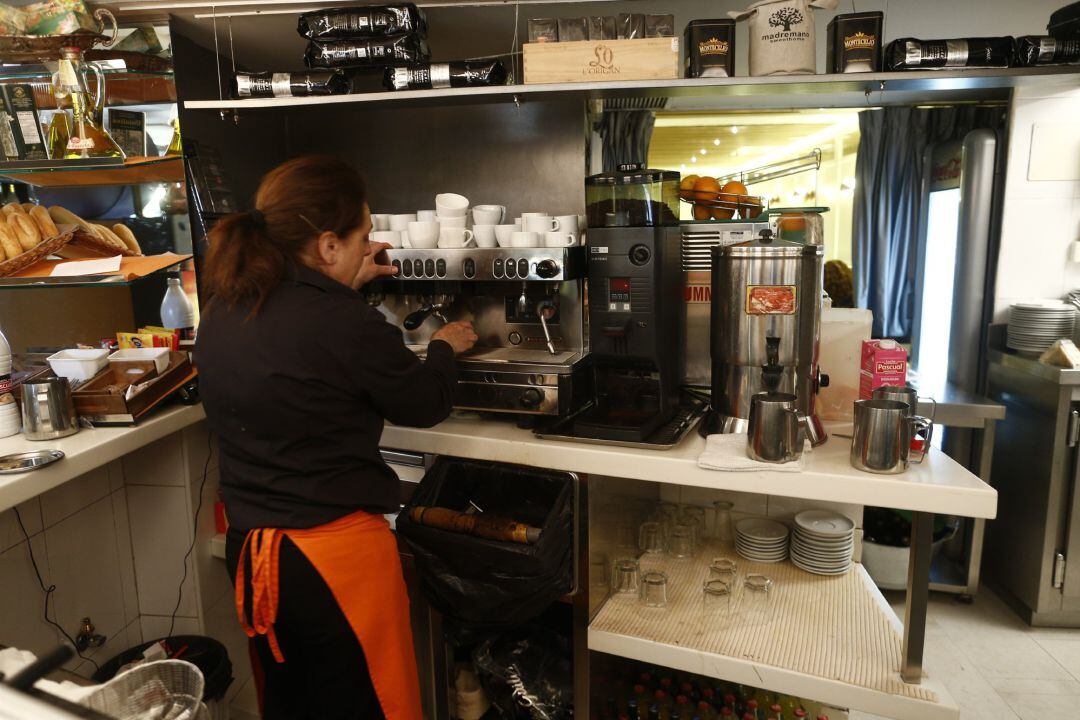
[0,155,183,187]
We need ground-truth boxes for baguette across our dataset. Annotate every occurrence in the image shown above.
[111,223,141,255]
[8,213,39,252]
[48,205,95,234]
[91,224,128,253]
[0,222,22,260]
[2,202,25,217]
[29,205,58,240]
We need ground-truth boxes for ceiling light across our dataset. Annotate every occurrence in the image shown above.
[691,156,697,163]
[680,164,686,170]
[731,126,739,134]
[713,138,721,146]
[841,177,856,190]
[699,149,707,155]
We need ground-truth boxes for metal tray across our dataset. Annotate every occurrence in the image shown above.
[0,9,116,64]
[0,449,64,474]
[534,390,707,450]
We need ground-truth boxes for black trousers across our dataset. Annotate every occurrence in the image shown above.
[226,528,387,720]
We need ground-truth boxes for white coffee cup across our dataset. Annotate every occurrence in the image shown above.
[372,213,392,231]
[472,204,506,225]
[440,215,468,229]
[524,215,559,234]
[435,193,469,217]
[544,231,576,248]
[494,224,518,247]
[510,231,539,248]
[474,224,498,248]
[417,209,438,221]
[439,227,475,248]
[555,215,580,236]
[371,230,403,248]
[407,220,440,249]
[389,214,417,232]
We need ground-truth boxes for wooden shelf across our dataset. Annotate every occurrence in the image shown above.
[590,559,959,720]
[0,155,183,187]
[182,67,1080,113]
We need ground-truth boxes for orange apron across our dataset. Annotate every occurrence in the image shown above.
[235,510,422,720]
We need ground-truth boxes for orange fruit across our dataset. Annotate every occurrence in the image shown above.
[711,207,735,220]
[720,180,748,197]
[679,174,699,201]
[692,204,712,221]
[693,176,721,202]
[777,212,805,230]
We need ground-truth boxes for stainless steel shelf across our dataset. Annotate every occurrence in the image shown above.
[182,67,1080,113]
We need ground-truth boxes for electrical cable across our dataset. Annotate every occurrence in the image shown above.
[12,507,99,673]
[167,430,214,640]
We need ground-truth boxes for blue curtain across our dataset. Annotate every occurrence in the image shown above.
[852,106,1005,339]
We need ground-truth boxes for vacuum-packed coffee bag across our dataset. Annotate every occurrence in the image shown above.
[304,34,429,68]
[1017,35,1080,65]
[384,60,508,90]
[885,37,1015,69]
[297,4,426,39]
[234,70,350,98]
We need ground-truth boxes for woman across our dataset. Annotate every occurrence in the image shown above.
[196,155,477,720]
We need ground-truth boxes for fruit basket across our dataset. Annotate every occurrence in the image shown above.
[678,176,766,221]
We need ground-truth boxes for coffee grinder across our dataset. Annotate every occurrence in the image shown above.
[567,164,683,442]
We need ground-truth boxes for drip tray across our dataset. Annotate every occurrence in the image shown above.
[534,391,707,450]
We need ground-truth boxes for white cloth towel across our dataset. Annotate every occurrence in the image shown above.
[697,432,807,472]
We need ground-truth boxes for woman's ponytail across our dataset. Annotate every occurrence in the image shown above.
[201,155,368,316]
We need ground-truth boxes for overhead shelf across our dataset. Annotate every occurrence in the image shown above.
[589,556,959,720]
[0,155,183,187]
[183,67,1080,113]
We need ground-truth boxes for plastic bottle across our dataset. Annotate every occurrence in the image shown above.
[0,325,18,439]
[160,271,195,339]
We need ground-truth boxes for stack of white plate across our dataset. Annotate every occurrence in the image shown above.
[734,518,789,563]
[1007,300,1077,353]
[791,510,855,576]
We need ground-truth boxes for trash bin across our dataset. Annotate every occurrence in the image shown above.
[397,457,577,630]
[92,635,233,719]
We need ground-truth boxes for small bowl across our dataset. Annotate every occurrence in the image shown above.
[47,348,108,382]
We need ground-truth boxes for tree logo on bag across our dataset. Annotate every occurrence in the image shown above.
[768,7,804,31]
[585,44,620,76]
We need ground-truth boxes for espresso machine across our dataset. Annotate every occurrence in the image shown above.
[367,246,590,417]
[537,164,698,445]
[699,229,828,444]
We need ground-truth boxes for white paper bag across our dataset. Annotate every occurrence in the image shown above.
[731,0,839,76]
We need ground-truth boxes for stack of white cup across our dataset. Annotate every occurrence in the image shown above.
[0,329,19,438]
[507,213,584,248]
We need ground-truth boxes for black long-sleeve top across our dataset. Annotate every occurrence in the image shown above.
[195,264,456,530]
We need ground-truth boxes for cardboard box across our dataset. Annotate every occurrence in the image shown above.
[859,339,907,399]
[523,37,680,84]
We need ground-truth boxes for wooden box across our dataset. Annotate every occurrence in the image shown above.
[523,37,680,85]
[73,351,195,424]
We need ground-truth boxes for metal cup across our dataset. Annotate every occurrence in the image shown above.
[746,392,803,463]
[850,399,933,474]
[20,378,79,441]
[872,384,936,420]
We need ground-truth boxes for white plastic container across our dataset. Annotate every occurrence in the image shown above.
[108,347,170,375]
[47,348,109,381]
[818,306,873,421]
[160,273,195,338]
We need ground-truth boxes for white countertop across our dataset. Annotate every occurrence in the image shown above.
[0,403,206,512]
[381,415,998,519]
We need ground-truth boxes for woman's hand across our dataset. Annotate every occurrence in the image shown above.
[432,321,478,355]
[352,241,398,289]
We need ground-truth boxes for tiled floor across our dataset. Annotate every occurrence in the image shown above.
[853,585,1080,720]
[226,584,1080,720]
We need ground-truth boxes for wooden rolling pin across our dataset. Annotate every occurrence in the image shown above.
[408,506,542,545]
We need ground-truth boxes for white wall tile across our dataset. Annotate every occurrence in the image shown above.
[40,466,110,529]
[43,495,126,668]
[106,460,124,493]
[67,617,142,679]
[182,421,218,479]
[194,469,231,613]
[0,535,59,654]
[139,614,202,641]
[202,590,252,704]
[122,432,186,487]
[126,484,198,617]
[111,490,139,626]
[0,499,42,553]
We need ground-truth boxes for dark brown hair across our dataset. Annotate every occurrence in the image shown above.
[202,155,368,315]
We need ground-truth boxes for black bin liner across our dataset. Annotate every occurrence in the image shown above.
[473,626,573,720]
[91,636,233,701]
[396,457,575,629]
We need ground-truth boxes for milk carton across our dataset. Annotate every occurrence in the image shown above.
[859,339,907,399]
